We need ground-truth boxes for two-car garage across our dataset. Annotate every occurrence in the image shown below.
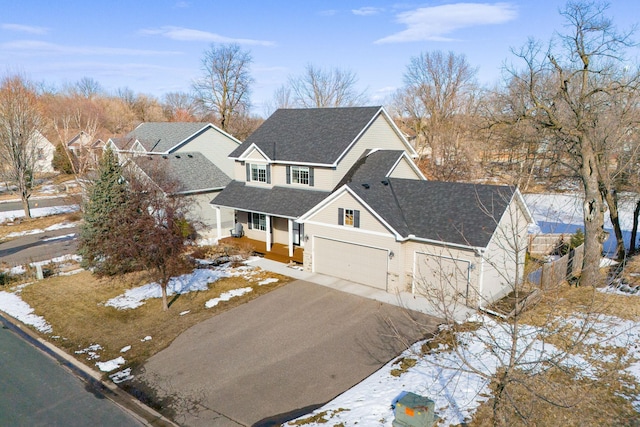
[312,237,389,290]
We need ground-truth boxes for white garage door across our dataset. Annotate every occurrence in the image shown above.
[414,253,470,302]
[314,237,388,290]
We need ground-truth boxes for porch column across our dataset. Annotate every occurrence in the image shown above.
[265,215,271,251]
[215,207,222,240]
[288,219,294,257]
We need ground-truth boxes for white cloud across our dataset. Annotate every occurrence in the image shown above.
[376,2,517,43]
[174,1,189,7]
[0,40,182,56]
[1,23,48,35]
[140,26,275,46]
[352,7,383,16]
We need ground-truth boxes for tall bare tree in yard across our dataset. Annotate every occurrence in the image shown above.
[193,43,253,133]
[502,1,639,284]
[279,64,368,108]
[0,74,42,218]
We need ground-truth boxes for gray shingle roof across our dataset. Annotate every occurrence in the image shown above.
[229,106,383,164]
[126,122,212,153]
[133,152,231,194]
[347,178,514,247]
[212,181,330,218]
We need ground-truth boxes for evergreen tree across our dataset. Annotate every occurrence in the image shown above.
[52,143,75,174]
[78,148,130,274]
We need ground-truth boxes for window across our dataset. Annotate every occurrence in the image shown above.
[292,166,309,185]
[344,209,355,226]
[338,208,360,228]
[249,212,266,231]
[251,164,267,183]
[286,165,314,186]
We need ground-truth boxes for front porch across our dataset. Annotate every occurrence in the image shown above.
[220,236,304,264]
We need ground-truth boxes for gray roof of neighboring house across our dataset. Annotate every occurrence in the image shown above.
[126,122,212,153]
[133,152,231,194]
[212,181,331,218]
[229,106,383,164]
[338,150,515,247]
[108,136,136,151]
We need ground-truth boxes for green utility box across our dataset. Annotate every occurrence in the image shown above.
[392,392,438,427]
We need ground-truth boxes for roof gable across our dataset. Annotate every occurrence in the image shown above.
[229,106,384,164]
[126,122,214,153]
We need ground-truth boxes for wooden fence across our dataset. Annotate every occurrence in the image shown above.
[527,243,584,289]
[528,234,571,258]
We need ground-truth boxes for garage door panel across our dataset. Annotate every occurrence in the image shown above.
[314,238,388,290]
[414,253,470,301]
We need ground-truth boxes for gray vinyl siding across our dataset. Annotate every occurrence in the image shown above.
[174,128,239,177]
[188,192,234,240]
[333,115,411,187]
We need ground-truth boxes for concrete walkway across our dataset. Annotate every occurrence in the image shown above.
[248,257,476,322]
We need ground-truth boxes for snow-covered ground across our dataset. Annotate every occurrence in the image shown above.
[4,221,77,239]
[0,205,79,224]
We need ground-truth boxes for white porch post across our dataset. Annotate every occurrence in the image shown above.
[288,219,294,257]
[215,207,222,240]
[265,215,271,251]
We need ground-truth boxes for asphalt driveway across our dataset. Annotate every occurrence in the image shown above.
[138,280,439,426]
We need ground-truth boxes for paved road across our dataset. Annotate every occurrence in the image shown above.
[0,195,81,212]
[0,226,79,266]
[139,280,439,427]
[0,316,143,427]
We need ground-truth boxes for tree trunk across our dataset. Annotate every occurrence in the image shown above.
[630,199,640,254]
[602,188,626,260]
[21,195,31,219]
[161,282,168,311]
[579,151,606,287]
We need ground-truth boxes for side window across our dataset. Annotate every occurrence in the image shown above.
[286,165,314,186]
[338,208,360,228]
[246,163,271,184]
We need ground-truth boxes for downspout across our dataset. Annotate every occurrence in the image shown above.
[477,249,486,309]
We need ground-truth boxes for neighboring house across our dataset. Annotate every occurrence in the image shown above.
[131,152,234,240]
[212,106,535,308]
[32,131,56,174]
[298,149,533,308]
[67,131,105,168]
[211,106,418,258]
[106,122,241,238]
[105,122,240,178]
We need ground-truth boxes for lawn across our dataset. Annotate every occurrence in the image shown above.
[13,262,292,376]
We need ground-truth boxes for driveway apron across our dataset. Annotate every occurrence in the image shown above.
[139,280,439,426]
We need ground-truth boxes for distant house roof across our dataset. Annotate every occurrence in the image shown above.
[212,181,330,219]
[126,122,213,153]
[108,136,137,151]
[133,152,231,195]
[229,106,406,165]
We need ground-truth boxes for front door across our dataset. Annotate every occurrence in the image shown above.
[293,222,304,246]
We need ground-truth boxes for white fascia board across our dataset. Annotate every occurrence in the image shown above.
[402,234,484,252]
[168,123,242,153]
[174,187,226,196]
[269,160,334,168]
[298,184,403,239]
[514,188,535,224]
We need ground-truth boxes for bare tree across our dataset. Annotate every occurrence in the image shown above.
[0,74,43,218]
[70,76,103,99]
[285,64,368,108]
[162,91,198,121]
[391,51,481,181]
[192,43,253,133]
[502,1,639,284]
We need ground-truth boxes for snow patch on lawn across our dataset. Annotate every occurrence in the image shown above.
[96,356,126,372]
[105,269,228,310]
[0,205,79,224]
[5,221,77,238]
[258,278,279,286]
[205,287,252,308]
[0,291,52,333]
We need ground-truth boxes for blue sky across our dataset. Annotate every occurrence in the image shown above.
[2,1,639,115]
